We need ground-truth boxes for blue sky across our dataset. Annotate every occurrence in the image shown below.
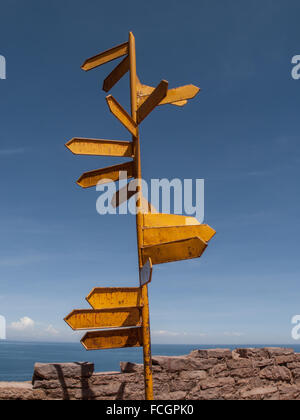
[0,0,300,345]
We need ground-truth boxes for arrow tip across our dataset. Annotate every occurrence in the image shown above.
[76,172,90,188]
[80,333,90,350]
[102,80,109,93]
[81,59,90,71]
[63,315,71,328]
[105,95,114,113]
[191,85,201,98]
[65,138,76,154]
[76,177,86,189]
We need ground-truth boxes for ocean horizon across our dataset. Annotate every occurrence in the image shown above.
[0,341,300,382]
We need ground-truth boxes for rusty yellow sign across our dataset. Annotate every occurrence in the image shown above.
[103,55,130,93]
[143,224,216,246]
[137,78,187,107]
[65,32,215,401]
[137,81,200,108]
[77,161,134,189]
[66,138,133,157]
[137,80,168,124]
[143,213,201,227]
[64,307,142,331]
[106,95,138,137]
[81,327,143,351]
[81,41,129,71]
[87,287,142,310]
[142,236,207,265]
[111,181,137,208]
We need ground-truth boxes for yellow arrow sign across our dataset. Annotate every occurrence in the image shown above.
[81,327,143,350]
[143,225,216,246]
[137,83,200,107]
[66,138,133,157]
[106,95,138,137]
[64,307,142,331]
[103,55,130,93]
[111,184,158,212]
[141,236,207,265]
[143,213,200,228]
[87,287,142,310]
[77,161,134,189]
[111,181,136,208]
[137,80,187,107]
[81,42,128,71]
[137,80,168,124]
[159,85,200,105]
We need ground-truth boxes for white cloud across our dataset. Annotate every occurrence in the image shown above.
[11,316,35,331]
[153,330,181,337]
[45,325,59,335]
[223,332,245,337]
[7,317,80,342]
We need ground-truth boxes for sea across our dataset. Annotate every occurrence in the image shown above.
[0,341,300,382]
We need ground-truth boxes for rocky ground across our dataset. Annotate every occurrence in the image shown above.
[1,347,300,400]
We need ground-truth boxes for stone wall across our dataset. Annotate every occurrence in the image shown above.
[1,347,300,400]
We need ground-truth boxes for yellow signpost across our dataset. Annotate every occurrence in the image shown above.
[86,287,142,309]
[65,307,142,331]
[77,161,134,189]
[81,327,143,351]
[66,138,133,157]
[64,32,215,400]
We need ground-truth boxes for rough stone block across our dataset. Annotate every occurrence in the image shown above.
[200,376,235,390]
[265,348,294,357]
[277,384,300,400]
[275,354,295,365]
[291,368,300,379]
[199,387,221,400]
[230,368,257,379]
[0,382,47,401]
[253,359,274,368]
[33,362,94,382]
[236,348,269,360]
[89,372,121,386]
[168,391,186,400]
[152,355,218,372]
[240,386,277,399]
[186,385,201,400]
[227,358,253,369]
[120,362,144,374]
[260,366,292,382]
[210,363,228,376]
[33,378,83,390]
[189,349,232,359]
[287,362,300,369]
[179,370,207,381]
